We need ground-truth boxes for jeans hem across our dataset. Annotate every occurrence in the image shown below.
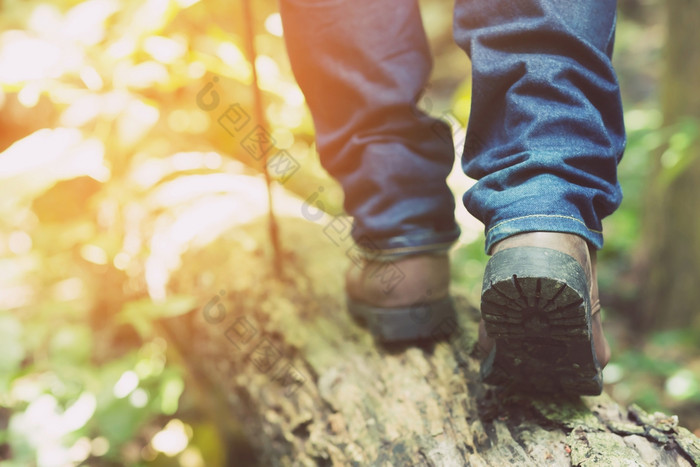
[354,227,461,260]
[484,214,603,254]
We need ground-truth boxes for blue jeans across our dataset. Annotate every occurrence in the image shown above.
[279,0,625,255]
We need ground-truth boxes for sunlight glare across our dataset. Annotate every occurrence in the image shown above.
[17,83,41,108]
[11,376,42,403]
[8,231,32,255]
[168,109,209,134]
[0,32,62,84]
[602,363,624,385]
[172,152,203,171]
[80,244,108,265]
[28,4,62,37]
[168,109,192,133]
[151,419,189,456]
[144,36,187,64]
[63,0,119,46]
[117,99,160,146]
[144,173,306,300]
[264,13,284,37]
[216,42,251,82]
[80,66,104,91]
[0,129,109,204]
[113,370,139,398]
[60,94,101,127]
[624,108,662,132]
[187,61,206,79]
[283,84,304,107]
[179,446,205,467]
[106,37,137,60]
[174,0,201,7]
[204,152,221,169]
[130,157,169,188]
[114,252,131,270]
[52,277,84,302]
[68,437,92,464]
[118,61,169,89]
[256,55,280,88]
[132,0,171,34]
[661,148,681,169]
[102,90,131,118]
[13,394,62,445]
[267,102,304,129]
[129,388,149,408]
[665,369,699,400]
[91,437,110,457]
[9,390,96,465]
[62,392,96,432]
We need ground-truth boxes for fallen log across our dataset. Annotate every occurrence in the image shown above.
[163,217,700,466]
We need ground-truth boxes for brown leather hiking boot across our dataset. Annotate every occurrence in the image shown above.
[346,252,456,342]
[478,232,610,395]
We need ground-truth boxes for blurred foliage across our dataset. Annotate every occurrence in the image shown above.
[0,0,698,466]
[0,0,321,464]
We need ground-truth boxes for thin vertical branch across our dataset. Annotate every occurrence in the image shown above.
[242,0,283,275]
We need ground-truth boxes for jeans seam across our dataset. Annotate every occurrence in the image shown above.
[358,240,456,258]
[486,214,603,235]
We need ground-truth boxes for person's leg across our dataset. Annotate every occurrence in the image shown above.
[454,0,624,252]
[453,0,624,394]
[279,0,459,255]
[279,0,460,341]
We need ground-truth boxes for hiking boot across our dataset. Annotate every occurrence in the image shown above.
[478,232,611,395]
[346,252,456,343]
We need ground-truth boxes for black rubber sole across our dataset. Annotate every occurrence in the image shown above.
[347,296,456,343]
[480,247,602,395]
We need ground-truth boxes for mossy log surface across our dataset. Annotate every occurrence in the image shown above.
[164,218,700,466]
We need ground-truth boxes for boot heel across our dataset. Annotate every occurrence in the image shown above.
[480,246,602,395]
[347,296,456,343]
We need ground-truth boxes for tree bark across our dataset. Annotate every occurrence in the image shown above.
[161,218,700,466]
[642,0,700,329]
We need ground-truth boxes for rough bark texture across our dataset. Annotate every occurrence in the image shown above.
[643,0,700,329]
[164,218,700,466]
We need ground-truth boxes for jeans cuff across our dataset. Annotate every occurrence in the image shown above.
[353,226,460,261]
[484,214,604,254]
